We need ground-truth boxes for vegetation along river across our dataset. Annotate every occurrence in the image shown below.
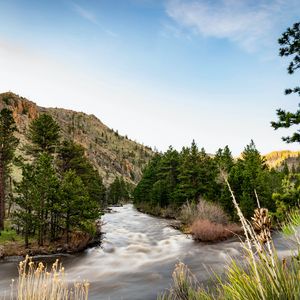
[0,204,297,300]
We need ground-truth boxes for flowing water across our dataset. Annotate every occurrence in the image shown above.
[0,204,298,300]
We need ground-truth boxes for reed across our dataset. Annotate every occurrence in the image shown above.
[9,256,89,300]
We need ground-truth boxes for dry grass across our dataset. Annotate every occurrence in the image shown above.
[179,200,229,226]
[197,201,229,225]
[191,220,241,242]
[9,255,89,300]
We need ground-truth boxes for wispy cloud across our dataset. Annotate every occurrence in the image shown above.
[71,2,118,37]
[72,2,99,25]
[165,0,300,52]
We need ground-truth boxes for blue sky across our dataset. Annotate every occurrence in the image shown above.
[0,0,300,155]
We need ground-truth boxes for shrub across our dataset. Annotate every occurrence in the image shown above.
[179,200,229,226]
[197,200,229,225]
[191,219,241,242]
[179,202,198,225]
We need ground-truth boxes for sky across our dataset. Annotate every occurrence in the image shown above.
[0,0,300,156]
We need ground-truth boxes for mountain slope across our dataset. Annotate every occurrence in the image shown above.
[264,150,300,170]
[0,92,154,185]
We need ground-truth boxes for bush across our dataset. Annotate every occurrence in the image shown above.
[178,202,198,225]
[179,200,229,226]
[191,219,241,242]
[197,200,229,225]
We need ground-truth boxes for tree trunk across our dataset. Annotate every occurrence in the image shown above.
[66,212,70,244]
[7,176,13,218]
[0,161,5,231]
[24,220,29,248]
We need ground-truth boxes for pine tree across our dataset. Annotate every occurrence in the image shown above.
[229,141,273,219]
[271,23,300,142]
[59,170,98,243]
[32,154,59,246]
[57,140,106,206]
[0,108,18,230]
[176,141,200,204]
[27,114,60,156]
[14,164,37,247]
[14,154,59,246]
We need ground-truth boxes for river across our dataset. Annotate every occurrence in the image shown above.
[0,204,297,300]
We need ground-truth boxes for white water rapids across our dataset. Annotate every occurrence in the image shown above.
[0,204,298,299]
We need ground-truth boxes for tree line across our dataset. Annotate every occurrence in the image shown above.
[133,140,298,221]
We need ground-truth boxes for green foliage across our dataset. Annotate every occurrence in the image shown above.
[108,176,131,204]
[0,227,22,243]
[1,95,11,105]
[134,140,283,220]
[228,140,278,219]
[271,22,300,143]
[134,143,219,212]
[57,140,106,207]
[282,209,300,236]
[272,173,300,222]
[14,154,60,246]
[27,113,60,155]
[0,108,19,171]
[14,124,105,247]
[60,170,98,242]
[0,108,18,229]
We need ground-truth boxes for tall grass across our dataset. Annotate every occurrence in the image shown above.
[159,173,300,300]
[9,256,89,300]
[179,200,229,226]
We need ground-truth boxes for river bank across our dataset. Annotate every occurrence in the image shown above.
[135,201,243,242]
[0,219,103,258]
[0,232,100,258]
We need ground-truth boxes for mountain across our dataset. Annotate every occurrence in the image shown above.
[0,92,154,186]
[264,150,300,170]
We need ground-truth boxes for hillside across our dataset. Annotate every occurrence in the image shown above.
[264,150,300,170]
[0,92,154,186]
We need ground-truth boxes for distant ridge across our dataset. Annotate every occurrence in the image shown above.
[0,92,154,186]
[263,150,300,170]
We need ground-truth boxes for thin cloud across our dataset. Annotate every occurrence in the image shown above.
[72,3,99,25]
[71,2,118,37]
[165,0,300,52]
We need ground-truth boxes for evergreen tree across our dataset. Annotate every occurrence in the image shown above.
[0,108,18,230]
[272,173,300,221]
[214,146,235,215]
[14,154,59,246]
[27,114,60,156]
[271,23,300,142]
[133,154,162,205]
[229,141,274,219]
[215,146,234,173]
[31,154,59,246]
[14,164,36,247]
[108,177,130,205]
[57,140,106,206]
[156,146,180,207]
[176,141,201,204]
[59,170,98,243]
